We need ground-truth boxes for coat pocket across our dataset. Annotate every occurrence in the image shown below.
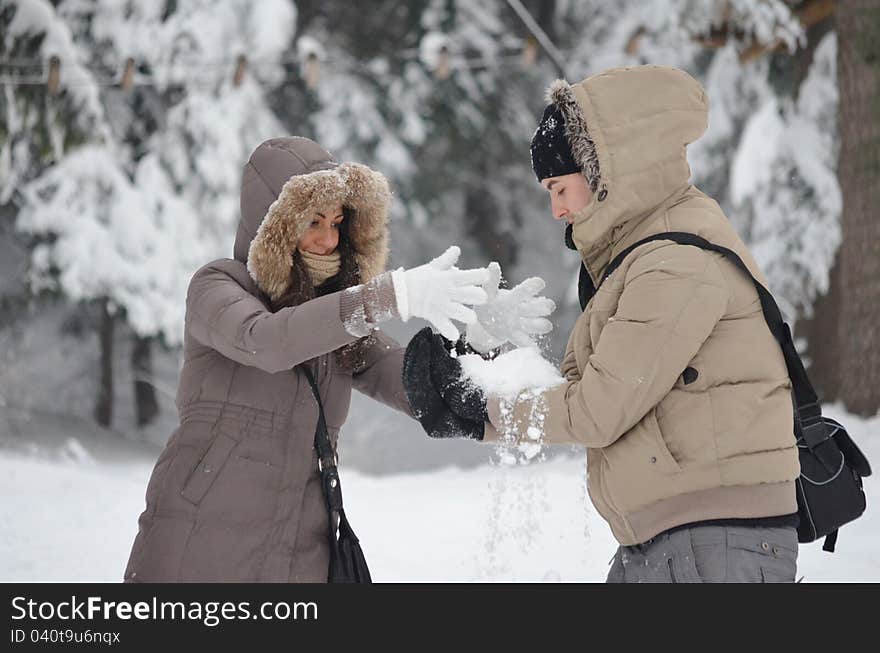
[602,410,682,512]
[646,409,681,473]
[604,409,681,475]
[180,425,239,505]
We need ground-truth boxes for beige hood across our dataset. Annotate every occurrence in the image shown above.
[549,65,709,282]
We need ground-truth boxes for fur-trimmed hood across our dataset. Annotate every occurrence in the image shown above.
[235,137,391,302]
[547,66,708,283]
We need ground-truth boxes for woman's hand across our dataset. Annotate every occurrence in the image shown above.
[392,246,489,341]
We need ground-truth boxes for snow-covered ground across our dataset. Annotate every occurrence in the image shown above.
[1,404,877,583]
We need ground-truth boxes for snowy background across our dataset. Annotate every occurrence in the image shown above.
[1,0,877,582]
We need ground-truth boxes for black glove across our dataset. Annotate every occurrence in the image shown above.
[402,327,484,440]
[428,331,490,424]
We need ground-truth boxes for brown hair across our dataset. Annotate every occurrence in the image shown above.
[269,207,373,372]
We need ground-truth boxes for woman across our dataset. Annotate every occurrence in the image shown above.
[123,136,490,582]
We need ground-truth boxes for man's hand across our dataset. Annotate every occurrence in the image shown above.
[466,262,555,353]
[402,327,485,440]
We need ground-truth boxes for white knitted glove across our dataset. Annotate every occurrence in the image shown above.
[465,262,555,353]
[391,246,489,341]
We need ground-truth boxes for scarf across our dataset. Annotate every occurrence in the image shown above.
[299,249,342,286]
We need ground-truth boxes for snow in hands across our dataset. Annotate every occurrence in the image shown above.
[466,261,556,353]
[392,245,489,341]
[458,346,563,399]
[460,346,564,462]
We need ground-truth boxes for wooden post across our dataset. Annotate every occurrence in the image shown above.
[303,51,320,89]
[120,57,135,92]
[625,27,647,56]
[132,335,159,427]
[94,298,114,428]
[522,36,538,66]
[47,55,61,95]
[233,54,247,87]
[434,44,450,80]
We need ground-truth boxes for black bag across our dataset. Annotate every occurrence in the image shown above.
[590,232,872,553]
[795,415,871,550]
[301,364,372,583]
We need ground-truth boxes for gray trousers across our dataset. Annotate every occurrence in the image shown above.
[606,524,798,583]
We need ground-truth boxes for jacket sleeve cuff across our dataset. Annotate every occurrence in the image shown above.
[482,395,506,443]
[391,268,410,321]
[340,272,400,338]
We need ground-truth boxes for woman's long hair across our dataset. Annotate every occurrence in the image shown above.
[269,207,373,372]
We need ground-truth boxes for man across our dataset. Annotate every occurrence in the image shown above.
[403,65,801,583]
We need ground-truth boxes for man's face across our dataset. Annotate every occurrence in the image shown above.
[541,173,592,224]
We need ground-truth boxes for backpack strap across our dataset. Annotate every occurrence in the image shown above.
[587,233,837,471]
[823,529,839,553]
[578,263,595,313]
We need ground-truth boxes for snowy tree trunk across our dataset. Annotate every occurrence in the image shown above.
[796,18,839,405]
[802,251,842,404]
[94,298,114,428]
[131,335,159,428]
[834,0,880,416]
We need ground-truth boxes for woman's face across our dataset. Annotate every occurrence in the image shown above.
[298,203,344,255]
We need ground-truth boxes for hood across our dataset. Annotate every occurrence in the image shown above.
[236,136,391,302]
[548,65,708,281]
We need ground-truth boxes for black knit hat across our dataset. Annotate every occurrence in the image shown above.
[530,103,581,182]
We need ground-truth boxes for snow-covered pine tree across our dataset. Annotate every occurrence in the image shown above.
[2,0,865,459]
[3,0,295,429]
[559,1,843,361]
[1,0,114,425]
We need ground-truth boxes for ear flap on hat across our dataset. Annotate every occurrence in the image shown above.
[545,79,601,192]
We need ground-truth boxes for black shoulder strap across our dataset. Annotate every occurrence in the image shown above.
[300,364,344,519]
[578,263,595,313]
[589,232,821,428]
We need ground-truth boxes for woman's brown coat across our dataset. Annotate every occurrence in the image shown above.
[125,138,412,582]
